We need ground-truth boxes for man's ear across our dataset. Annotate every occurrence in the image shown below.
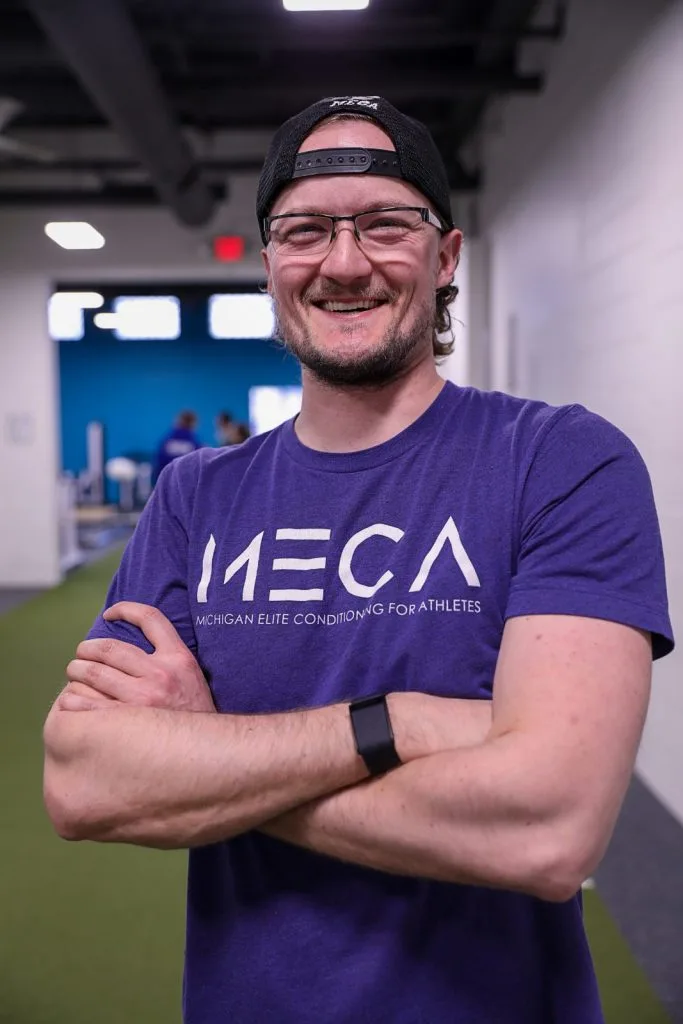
[437,229,463,289]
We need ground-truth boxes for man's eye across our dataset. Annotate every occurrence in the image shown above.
[367,218,405,229]
[362,212,417,235]
[275,221,328,245]
[289,223,326,237]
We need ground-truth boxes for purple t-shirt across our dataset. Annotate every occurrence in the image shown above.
[88,382,674,1024]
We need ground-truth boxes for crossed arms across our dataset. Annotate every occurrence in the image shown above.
[43,602,652,903]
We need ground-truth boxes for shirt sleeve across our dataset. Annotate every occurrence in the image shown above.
[86,455,198,655]
[506,405,674,660]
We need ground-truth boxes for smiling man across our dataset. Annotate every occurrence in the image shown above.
[44,97,673,1024]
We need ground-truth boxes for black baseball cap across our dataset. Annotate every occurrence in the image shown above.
[256,96,454,244]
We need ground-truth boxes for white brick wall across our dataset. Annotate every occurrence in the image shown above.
[479,0,683,819]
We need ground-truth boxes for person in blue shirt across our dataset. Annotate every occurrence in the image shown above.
[45,97,673,1024]
[154,409,201,481]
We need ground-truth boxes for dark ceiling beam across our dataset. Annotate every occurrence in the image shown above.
[23,0,216,227]
[0,157,483,192]
[166,70,543,95]
[0,22,564,65]
[0,182,227,207]
[2,158,268,174]
[0,78,100,125]
[144,20,565,50]
[142,73,542,127]
[154,10,558,37]
[0,168,482,208]
[476,0,546,66]
[444,162,481,192]
[2,68,542,115]
[446,0,549,147]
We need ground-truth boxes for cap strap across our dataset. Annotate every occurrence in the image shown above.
[292,148,402,179]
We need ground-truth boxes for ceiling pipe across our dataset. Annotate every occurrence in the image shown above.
[24,0,216,227]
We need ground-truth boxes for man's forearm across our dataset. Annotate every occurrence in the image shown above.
[261,734,588,902]
[43,691,450,849]
[44,700,367,848]
[258,689,493,871]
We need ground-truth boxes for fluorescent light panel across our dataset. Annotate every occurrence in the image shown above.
[48,291,104,340]
[112,296,181,339]
[209,294,275,340]
[44,221,105,250]
[283,0,369,10]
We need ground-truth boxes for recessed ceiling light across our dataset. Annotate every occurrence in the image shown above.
[283,0,369,10]
[44,221,105,250]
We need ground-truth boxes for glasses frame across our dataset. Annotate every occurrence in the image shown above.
[263,205,446,256]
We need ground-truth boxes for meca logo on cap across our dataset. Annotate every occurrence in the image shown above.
[328,96,381,111]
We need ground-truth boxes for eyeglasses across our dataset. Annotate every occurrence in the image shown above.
[264,206,445,257]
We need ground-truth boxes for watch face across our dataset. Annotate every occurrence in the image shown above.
[350,696,400,776]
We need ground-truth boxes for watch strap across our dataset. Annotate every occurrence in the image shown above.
[349,694,402,776]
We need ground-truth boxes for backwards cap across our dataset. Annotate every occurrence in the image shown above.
[256,96,454,243]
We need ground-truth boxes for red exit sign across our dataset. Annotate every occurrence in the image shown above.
[212,236,246,262]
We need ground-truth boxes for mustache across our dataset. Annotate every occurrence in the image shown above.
[304,288,395,304]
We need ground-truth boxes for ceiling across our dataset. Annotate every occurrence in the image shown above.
[0,0,564,225]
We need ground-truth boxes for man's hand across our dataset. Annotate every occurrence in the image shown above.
[60,602,215,714]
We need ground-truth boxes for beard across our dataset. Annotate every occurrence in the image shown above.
[271,291,436,389]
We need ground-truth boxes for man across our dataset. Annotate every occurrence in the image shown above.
[44,97,674,1023]
[154,409,201,480]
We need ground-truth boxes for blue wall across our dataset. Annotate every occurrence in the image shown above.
[58,297,300,480]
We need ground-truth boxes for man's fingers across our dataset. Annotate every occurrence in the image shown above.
[58,681,117,711]
[76,636,148,675]
[60,693,107,711]
[67,659,141,701]
[103,602,185,653]
[65,681,115,703]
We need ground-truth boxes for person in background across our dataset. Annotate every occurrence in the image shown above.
[215,412,251,446]
[233,422,251,443]
[154,410,201,481]
[215,410,238,446]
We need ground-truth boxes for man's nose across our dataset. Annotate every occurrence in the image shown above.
[318,223,373,282]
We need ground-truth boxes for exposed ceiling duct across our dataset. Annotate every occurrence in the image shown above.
[24,0,216,227]
[1,0,558,207]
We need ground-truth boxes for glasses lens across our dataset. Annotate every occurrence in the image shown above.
[269,216,332,254]
[357,209,423,247]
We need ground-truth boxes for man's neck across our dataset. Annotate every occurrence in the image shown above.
[294,359,445,453]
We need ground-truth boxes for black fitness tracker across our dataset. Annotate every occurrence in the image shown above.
[349,694,402,777]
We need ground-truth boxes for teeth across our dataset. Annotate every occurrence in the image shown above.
[320,300,381,312]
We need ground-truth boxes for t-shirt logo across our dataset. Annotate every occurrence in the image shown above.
[197,517,480,604]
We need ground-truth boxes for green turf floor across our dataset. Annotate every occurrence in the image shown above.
[0,550,671,1023]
